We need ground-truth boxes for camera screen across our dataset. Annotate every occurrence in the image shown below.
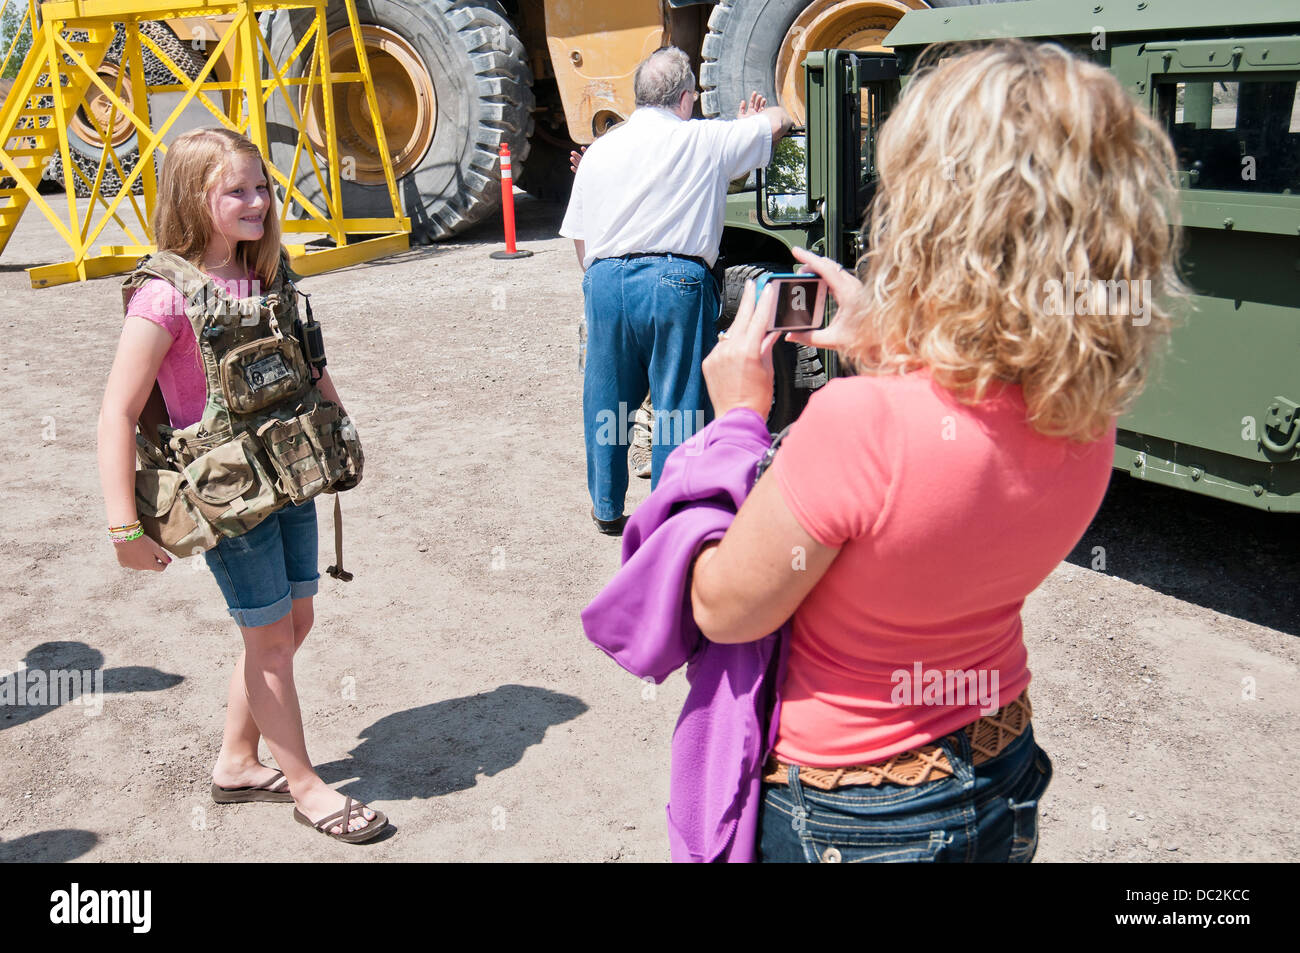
[772,278,822,329]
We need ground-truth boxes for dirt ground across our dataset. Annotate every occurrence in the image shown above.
[0,194,1296,863]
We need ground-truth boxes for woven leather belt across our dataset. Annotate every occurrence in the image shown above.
[764,690,1031,790]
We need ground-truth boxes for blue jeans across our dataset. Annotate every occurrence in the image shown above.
[758,725,1053,862]
[582,255,719,521]
[203,500,320,628]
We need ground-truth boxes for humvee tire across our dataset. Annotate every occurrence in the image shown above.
[721,262,826,432]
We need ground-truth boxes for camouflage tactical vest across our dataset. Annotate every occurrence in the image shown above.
[123,250,362,566]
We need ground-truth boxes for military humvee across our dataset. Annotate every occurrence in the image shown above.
[718,0,1299,512]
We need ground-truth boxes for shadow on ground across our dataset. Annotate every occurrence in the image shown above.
[315,683,588,801]
[2,641,183,731]
[454,193,568,247]
[1066,476,1299,636]
[0,829,98,862]
[289,194,564,276]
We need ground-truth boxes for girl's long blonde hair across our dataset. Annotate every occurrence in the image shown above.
[843,40,1188,441]
[152,127,283,286]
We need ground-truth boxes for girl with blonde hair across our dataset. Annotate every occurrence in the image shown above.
[692,39,1186,861]
[97,127,386,842]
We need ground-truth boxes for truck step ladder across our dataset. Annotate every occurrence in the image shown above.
[0,0,409,287]
[0,15,116,259]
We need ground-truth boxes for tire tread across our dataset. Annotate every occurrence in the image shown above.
[266,0,534,242]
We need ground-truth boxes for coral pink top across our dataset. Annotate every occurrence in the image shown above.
[769,371,1115,767]
[126,270,257,429]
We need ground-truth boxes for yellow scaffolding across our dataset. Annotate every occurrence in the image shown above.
[0,0,410,288]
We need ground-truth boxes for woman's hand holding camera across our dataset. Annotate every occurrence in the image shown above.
[702,280,781,419]
[782,246,866,357]
[704,246,868,420]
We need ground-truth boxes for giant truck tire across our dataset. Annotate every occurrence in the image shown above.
[720,263,827,432]
[263,0,533,243]
[700,0,1012,121]
[47,22,206,197]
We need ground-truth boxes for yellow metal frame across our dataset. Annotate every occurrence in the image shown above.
[0,0,409,288]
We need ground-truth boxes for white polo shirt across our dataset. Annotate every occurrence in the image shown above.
[559,107,773,270]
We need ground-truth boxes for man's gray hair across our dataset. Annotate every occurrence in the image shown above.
[634,47,695,109]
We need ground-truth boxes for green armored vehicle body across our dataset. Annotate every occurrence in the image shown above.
[719,0,1299,512]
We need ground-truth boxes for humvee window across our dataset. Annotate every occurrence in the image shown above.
[1159,78,1300,193]
[858,82,887,208]
[765,134,810,222]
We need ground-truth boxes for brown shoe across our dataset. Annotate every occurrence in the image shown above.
[592,507,628,536]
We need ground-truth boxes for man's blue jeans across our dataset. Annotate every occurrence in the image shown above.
[582,255,719,521]
[758,725,1054,862]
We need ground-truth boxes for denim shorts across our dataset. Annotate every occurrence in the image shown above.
[202,500,320,628]
[758,724,1053,862]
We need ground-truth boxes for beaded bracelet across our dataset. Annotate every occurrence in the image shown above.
[109,521,144,543]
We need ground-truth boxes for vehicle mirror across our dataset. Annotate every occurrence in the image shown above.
[758,132,818,227]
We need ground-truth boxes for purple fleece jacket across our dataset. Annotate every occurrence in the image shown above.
[581,408,790,863]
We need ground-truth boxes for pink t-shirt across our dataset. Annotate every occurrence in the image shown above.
[126,270,257,429]
[770,370,1115,767]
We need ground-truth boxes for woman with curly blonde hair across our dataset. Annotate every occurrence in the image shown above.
[689,39,1187,862]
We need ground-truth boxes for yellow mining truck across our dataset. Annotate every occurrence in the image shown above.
[4,0,963,241]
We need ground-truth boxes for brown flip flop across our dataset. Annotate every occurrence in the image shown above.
[211,769,294,804]
[294,796,388,844]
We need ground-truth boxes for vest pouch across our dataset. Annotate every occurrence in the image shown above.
[134,467,220,557]
[333,413,364,492]
[220,336,309,415]
[257,405,346,503]
[135,430,170,471]
[167,428,227,469]
[182,431,282,539]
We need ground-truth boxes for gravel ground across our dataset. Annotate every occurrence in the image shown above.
[0,193,1295,862]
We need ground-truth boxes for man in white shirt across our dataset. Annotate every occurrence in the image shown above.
[561,46,791,534]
